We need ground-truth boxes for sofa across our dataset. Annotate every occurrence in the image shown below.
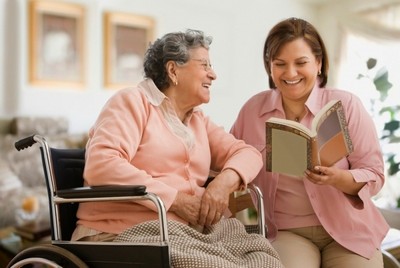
[0,117,88,229]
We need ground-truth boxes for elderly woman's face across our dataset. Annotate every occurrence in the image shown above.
[270,38,321,102]
[176,47,217,107]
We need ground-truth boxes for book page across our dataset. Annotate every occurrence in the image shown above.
[315,102,353,166]
[267,117,312,137]
[311,99,340,133]
[268,128,309,177]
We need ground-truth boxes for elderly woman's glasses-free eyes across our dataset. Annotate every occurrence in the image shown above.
[191,59,213,72]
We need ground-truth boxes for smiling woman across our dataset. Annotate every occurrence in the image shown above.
[231,17,389,268]
[269,38,322,121]
[165,47,217,112]
[67,29,282,267]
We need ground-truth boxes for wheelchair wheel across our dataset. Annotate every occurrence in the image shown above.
[7,244,88,268]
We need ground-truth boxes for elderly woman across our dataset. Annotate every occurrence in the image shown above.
[71,29,282,268]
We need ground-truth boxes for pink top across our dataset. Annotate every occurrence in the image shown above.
[230,83,389,258]
[274,173,321,229]
[76,79,263,235]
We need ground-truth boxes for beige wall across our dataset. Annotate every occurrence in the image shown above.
[0,0,315,133]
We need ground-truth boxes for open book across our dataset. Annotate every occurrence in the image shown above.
[265,99,353,177]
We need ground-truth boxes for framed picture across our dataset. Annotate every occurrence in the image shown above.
[104,12,155,89]
[28,0,85,87]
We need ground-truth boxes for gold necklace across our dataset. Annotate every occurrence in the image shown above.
[283,103,306,122]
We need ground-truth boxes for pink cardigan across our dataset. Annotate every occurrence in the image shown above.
[230,84,389,259]
[76,79,263,235]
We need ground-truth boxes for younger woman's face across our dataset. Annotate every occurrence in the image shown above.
[270,38,321,102]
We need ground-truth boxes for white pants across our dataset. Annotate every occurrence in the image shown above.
[271,226,383,268]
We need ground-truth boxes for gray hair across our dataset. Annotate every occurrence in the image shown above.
[143,29,212,90]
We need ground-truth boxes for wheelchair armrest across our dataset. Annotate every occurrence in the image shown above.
[205,176,266,237]
[57,185,147,199]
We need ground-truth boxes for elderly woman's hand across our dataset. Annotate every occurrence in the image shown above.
[170,192,202,226]
[199,169,242,226]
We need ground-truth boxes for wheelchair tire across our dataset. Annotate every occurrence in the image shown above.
[7,243,88,268]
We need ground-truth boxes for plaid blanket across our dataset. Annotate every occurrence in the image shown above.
[115,218,283,268]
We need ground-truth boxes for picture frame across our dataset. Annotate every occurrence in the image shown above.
[104,12,155,89]
[28,0,85,88]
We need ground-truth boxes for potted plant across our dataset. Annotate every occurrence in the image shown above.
[358,58,400,228]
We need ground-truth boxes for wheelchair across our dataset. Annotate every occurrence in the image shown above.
[7,134,266,268]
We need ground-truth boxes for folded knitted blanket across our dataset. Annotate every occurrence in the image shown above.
[115,218,283,268]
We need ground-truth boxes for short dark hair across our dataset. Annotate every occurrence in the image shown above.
[263,17,329,88]
[143,29,212,90]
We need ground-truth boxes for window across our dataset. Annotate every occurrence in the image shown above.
[336,32,400,127]
[336,5,400,204]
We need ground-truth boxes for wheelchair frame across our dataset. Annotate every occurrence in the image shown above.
[7,134,266,268]
[8,135,170,268]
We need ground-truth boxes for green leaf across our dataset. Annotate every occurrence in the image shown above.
[388,162,400,176]
[373,67,393,101]
[367,58,377,69]
[379,106,400,120]
[382,120,400,139]
[384,120,400,134]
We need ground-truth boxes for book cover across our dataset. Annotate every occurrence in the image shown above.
[265,100,353,177]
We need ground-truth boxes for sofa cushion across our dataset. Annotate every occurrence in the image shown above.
[0,159,22,195]
[10,116,69,136]
[0,116,87,228]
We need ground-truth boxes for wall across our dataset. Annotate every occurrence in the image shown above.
[0,0,315,133]
[0,1,4,117]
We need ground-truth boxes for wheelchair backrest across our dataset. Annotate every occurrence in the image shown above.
[40,147,85,240]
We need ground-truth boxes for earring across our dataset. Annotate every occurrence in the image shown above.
[318,70,321,75]
[170,78,177,86]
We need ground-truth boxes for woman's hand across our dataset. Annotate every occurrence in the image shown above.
[304,165,366,195]
[199,169,242,226]
[170,192,202,226]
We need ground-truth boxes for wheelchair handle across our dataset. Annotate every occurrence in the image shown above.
[15,135,37,151]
